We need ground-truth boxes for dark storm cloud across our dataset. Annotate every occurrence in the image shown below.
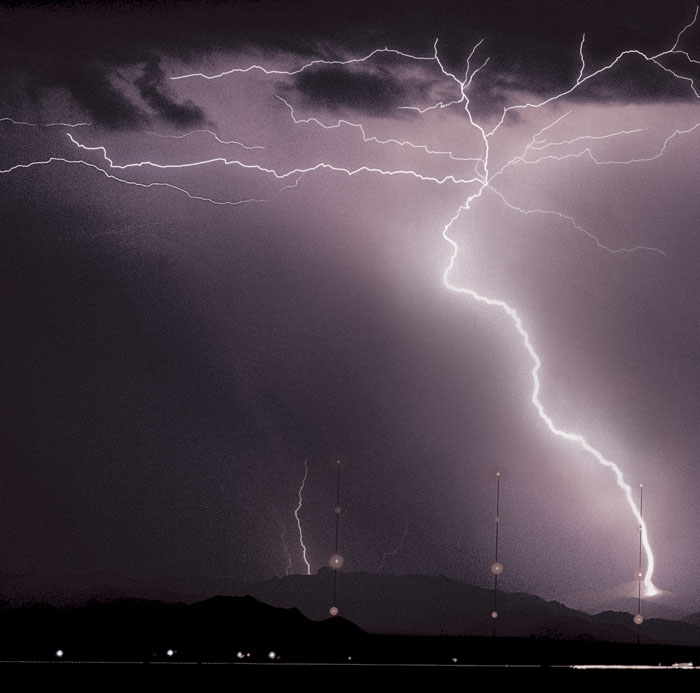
[292,67,411,115]
[571,54,699,103]
[134,56,207,127]
[2,1,699,128]
[41,63,148,130]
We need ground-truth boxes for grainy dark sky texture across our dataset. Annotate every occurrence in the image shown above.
[2,0,700,611]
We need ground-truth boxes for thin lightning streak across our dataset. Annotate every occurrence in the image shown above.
[467,57,490,88]
[397,99,464,114]
[485,7,700,138]
[275,95,481,164]
[0,117,90,127]
[0,158,264,206]
[295,459,311,576]
[146,129,264,150]
[493,124,649,177]
[171,46,435,81]
[490,123,700,174]
[464,38,486,82]
[376,521,410,573]
[487,50,700,137]
[669,5,698,52]
[577,34,587,83]
[527,128,647,152]
[65,132,483,187]
[488,187,667,256]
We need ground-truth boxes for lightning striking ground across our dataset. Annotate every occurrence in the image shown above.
[4,8,699,597]
[295,459,311,576]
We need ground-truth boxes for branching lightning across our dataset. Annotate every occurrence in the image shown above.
[4,7,700,597]
[63,131,484,187]
[275,95,481,163]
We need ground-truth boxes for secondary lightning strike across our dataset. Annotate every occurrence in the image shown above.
[65,132,484,187]
[376,521,410,573]
[275,95,481,164]
[146,129,265,150]
[295,459,311,576]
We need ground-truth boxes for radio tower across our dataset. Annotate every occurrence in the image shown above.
[634,484,645,641]
[329,459,343,616]
[490,471,504,636]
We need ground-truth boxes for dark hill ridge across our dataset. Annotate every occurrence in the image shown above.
[0,569,239,607]
[243,569,700,646]
[0,590,698,666]
[1,568,699,647]
[0,593,365,662]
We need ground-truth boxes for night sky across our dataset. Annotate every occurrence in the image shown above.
[2,1,700,613]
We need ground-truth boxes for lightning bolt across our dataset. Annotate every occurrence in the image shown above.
[0,117,90,128]
[376,521,410,573]
[145,129,265,150]
[295,459,311,576]
[63,131,484,187]
[5,7,700,597]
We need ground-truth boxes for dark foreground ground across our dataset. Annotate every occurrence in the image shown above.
[1,595,699,668]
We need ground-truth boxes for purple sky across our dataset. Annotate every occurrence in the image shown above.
[2,1,700,611]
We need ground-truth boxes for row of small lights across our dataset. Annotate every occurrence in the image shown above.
[52,648,472,664]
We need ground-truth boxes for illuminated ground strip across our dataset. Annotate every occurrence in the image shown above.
[5,9,700,595]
